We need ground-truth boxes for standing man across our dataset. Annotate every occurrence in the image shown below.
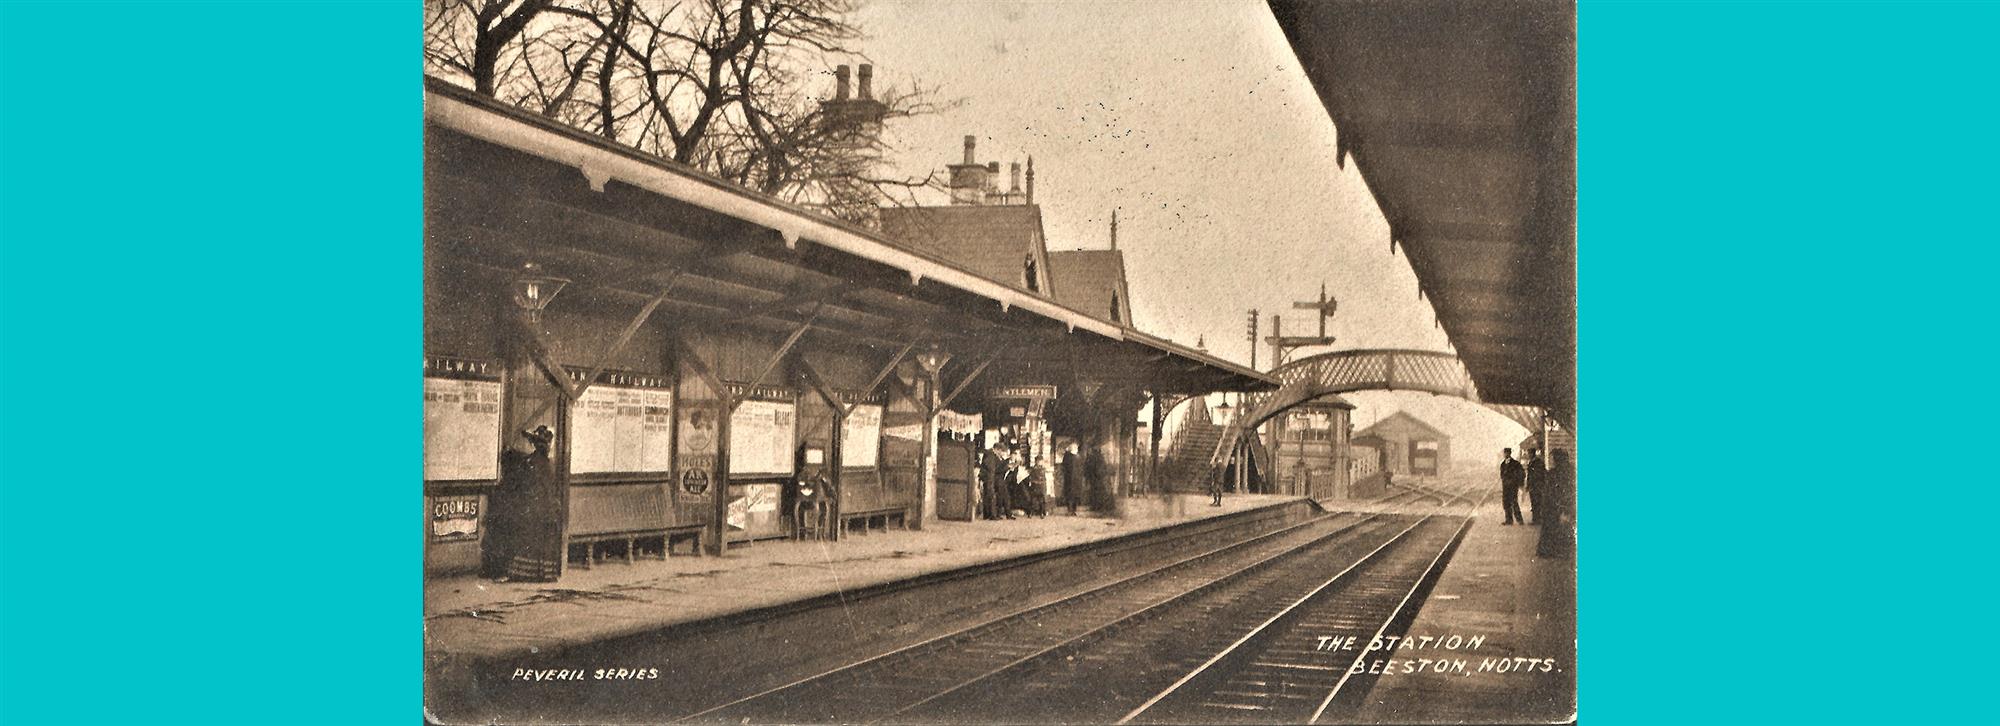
[1084,441,1109,512]
[980,439,1009,520]
[1524,448,1546,525]
[1536,449,1575,559]
[1061,443,1083,515]
[1499,448,1526,525]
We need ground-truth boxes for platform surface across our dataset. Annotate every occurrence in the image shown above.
[424,493,1296,662]
[1352,515,1577,724]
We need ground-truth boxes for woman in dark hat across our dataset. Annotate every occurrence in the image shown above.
[485,425,564,582]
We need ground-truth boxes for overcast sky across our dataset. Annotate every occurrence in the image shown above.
[849,0,1533,459]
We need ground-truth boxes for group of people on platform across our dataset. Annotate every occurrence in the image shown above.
[1497,446,1575,559]
[967,436,1105,520]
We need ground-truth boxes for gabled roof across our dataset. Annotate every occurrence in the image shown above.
[1048,249,1132,325]
[877,205,1049,296]
[1354,410,1448,441]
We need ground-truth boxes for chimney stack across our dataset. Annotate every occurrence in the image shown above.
[1010,162,1022,194]
[856,64,873,100]
[1025,156,1036,205]
[963,135,976,165]
[834,65,850,100]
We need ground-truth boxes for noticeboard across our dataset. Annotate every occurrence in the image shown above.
[729,399,796,476]
[424,357,503,481]
[842,404,882,469]
[567,376,673,474]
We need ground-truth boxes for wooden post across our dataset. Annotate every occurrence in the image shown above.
[712,391,733,555]
[794,356,847,542]
[914,376,935,531]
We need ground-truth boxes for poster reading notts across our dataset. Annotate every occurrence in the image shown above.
[422,1,1576,723]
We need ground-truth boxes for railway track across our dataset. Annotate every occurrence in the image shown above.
[1115,515,1470,724]
[680,486,1477,725]
[888,512,1471,725]
[680,500,1432,726]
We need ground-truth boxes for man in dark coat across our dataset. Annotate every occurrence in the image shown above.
[1499,448,1526,525]
[1061,444,1083,515]
[1536,450,1575,559]
[1524,449,1546,525]
[981,441,1011,519]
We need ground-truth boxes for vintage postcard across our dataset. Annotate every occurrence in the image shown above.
[422,0,1575,723]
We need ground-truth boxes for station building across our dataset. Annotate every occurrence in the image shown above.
[1350,411,1451,482]
[422,77,1271,578]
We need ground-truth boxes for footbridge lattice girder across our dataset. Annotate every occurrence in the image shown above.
[1204,349,1549,472]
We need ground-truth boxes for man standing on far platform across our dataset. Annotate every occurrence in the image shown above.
[1499,448,1526,525]
[981,440,1010,520]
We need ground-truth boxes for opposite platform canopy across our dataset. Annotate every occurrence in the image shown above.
[425,77,1273,398]
[1269,0,1576,424]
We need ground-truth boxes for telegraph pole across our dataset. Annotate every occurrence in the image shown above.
[1246,309,1260,371]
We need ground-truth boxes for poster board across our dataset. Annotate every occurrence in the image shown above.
[842,404,883,469]
[676,400,720,500]
[567,372,673,474]
[423,357,503,481]
[729,399,796,476]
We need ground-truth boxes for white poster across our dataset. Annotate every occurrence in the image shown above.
[424,377,502,480]
[729,399,796,475]
[842,404,883,469]
[569,385,673,473]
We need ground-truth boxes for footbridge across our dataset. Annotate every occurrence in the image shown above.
[1196,348,1555,485]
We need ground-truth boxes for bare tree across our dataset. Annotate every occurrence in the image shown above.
[424,0,952,222]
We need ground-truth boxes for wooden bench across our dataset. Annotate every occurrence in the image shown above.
[569,529,669,568]
[840,507,908,536]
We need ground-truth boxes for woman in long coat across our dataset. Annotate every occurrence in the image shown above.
[486,426,565,581]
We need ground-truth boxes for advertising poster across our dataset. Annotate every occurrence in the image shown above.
[841,404,882,469]
[423,372,502,481]
[728,399,795,476]
[677,401,720,500]
[569,384,672,473]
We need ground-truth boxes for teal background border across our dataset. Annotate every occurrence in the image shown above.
[1,2,417,723]
[1581,2,1999,724]
[1,1,1995,723]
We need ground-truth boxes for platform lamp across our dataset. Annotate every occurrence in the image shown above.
[915,343,953,396]
[510,261,571,324]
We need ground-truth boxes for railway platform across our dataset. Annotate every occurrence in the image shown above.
[1352,515,1576,723]
[424,493,1295,663]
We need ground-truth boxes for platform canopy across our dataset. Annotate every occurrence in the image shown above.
[425,77,1272,398]
[1268,0,1575,424]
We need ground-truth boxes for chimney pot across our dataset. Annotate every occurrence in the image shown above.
[1025,156,1035,205]
[856,64,873,100]
[834,65,850,100]
[1010,162,1022,194]
[986,161,999,173]
[963,135,976,165]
